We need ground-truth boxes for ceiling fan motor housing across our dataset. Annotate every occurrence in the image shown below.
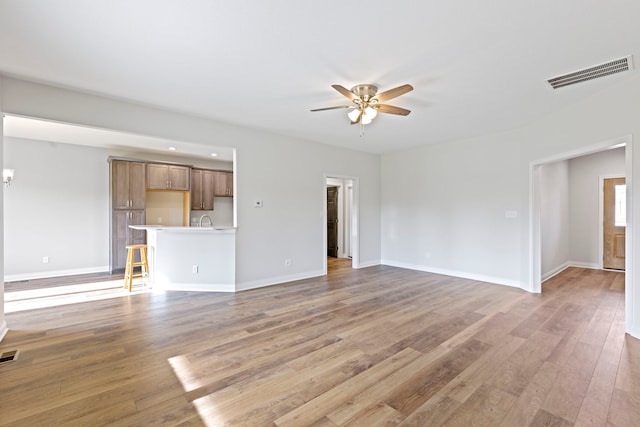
[351,84,378,101]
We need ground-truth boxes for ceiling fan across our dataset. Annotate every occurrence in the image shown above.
[311,83,413,125]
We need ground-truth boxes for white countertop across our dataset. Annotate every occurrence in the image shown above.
[130,225,236,233]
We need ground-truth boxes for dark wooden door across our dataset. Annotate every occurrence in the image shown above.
[327,186,338,257]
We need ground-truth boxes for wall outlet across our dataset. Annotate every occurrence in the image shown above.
[42,256,49,264]
[284,259,292,267]
[192,265,198,274]
[157,217,163,224]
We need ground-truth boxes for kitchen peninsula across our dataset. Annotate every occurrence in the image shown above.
[131,225,236,292]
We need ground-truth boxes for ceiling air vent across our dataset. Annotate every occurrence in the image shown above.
[547,56,633,89]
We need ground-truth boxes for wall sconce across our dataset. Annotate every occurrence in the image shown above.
[3,169,15,187]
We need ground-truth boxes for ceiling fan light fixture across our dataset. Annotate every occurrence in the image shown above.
[364,106,377,120]
[312,83,413,128]
[347,109,361,122]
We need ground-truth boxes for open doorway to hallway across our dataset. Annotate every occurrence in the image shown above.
[324,176,358,273]
[531,136,630,294]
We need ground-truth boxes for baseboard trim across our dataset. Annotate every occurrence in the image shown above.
[626,325,640,340]
[568,261,601,270]
[381,260,522,288]
[542,262,571,282]
[154,283,235,293]
[4,266,110,283]
[236,269,325,292]
[0,320,8,343]
[542,261,603,282]
[354,259,381,269]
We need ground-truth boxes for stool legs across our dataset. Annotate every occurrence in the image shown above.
[139,246,148,283]
[123,244,149,292]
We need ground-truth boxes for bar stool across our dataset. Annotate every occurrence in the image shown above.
[123,244,149,292]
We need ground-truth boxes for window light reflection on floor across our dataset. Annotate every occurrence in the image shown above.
[4,279,151,313]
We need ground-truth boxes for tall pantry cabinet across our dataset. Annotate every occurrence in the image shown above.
[110,159,146,272]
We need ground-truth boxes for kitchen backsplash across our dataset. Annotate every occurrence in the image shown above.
[191,197,234,227]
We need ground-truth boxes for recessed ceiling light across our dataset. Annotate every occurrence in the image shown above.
[169,147,176,151]
[210,153,218,157]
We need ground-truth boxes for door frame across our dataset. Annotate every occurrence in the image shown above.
[326,185,340,258]
[529,134,636,338]
[599,174,626,270]
[322,174,359,274]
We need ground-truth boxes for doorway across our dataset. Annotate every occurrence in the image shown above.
[530,135,632,294]
[323,175,358,273]
[327,186,339,258]
[602,177,626,270]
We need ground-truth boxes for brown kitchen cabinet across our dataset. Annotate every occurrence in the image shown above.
[191,169,216,210]
[146,163,190,191]
[112,160,146,209]
[110,159,147,272]
[214,171,234,197]
[112,210,146,272]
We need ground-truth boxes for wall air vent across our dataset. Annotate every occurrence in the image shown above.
[547,56,633,89]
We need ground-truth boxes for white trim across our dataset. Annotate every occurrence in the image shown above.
[153,282,235,293]
[598,174,625,270]
[541,261,604,282]
[0,320,7,343]
[235,269,325,292]
[625,140,636,337]
[381,260,522,288]
[568,261,601,270]
[542,261,571,281]
[529,164,542,293]
[4,266,110,283]
[354,259,380,269]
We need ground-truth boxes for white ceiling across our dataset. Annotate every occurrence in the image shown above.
[1,0,639,155]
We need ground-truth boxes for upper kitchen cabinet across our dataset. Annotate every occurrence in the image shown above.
[147,163,190,191]
[191,169,216,210]
[112,160,146,209]
[214,171,234,197]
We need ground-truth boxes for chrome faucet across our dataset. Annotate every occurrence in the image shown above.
[199,214,213,227]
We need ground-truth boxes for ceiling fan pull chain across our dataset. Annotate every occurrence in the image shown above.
[360,121,365,138]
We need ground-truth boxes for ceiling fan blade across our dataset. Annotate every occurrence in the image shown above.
[310,105,353,112]
[375,84,413,103]
[377,104,411,116]
[332,84,358,101]
[350,110,363,125]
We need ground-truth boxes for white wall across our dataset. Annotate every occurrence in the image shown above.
[3,137,110,280]
[381,71,640,337]
[568,147,625,267]
[381,131,522,286]
[0,77,382,294]
[540,160,569,279]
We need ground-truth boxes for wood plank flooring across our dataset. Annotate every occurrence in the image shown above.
[1,260,638,426]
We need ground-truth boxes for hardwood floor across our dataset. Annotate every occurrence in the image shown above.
[1,263,637,426]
